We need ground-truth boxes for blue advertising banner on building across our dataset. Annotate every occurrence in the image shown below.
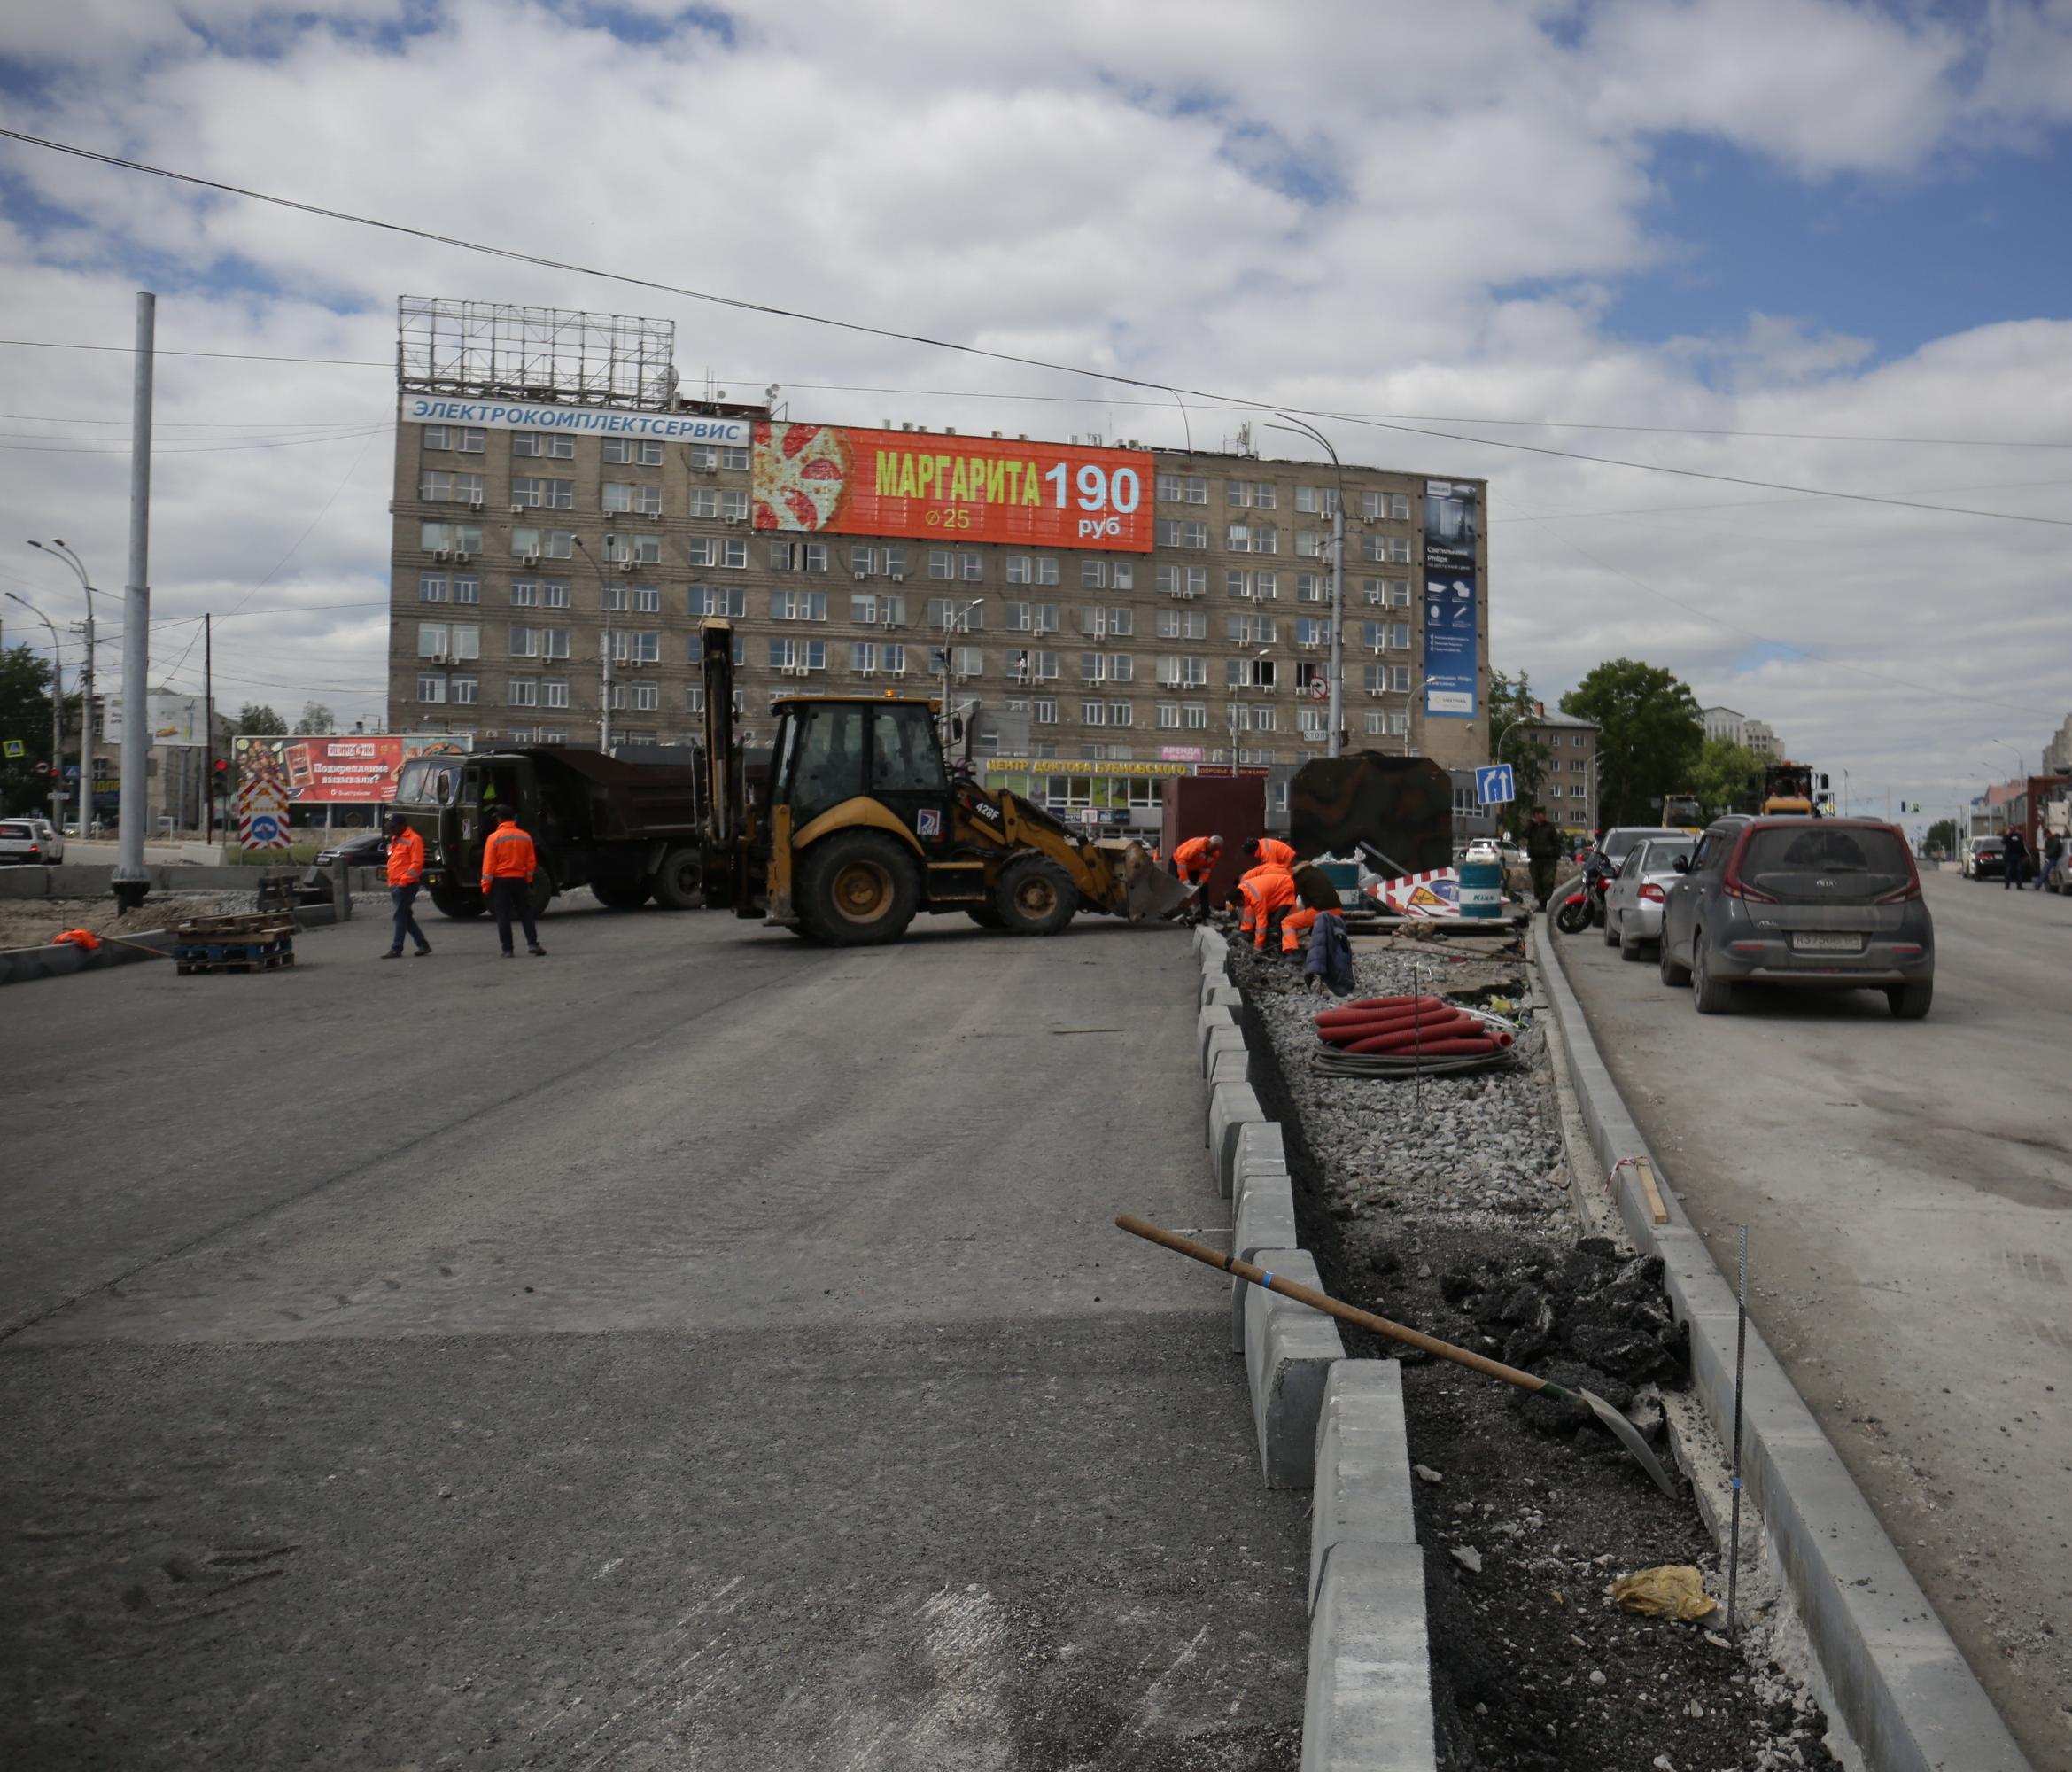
[1424,569,1478,718]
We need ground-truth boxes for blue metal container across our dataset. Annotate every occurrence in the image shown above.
[1458,847,1503,919]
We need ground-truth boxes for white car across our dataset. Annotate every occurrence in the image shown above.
[1606,834,1696,960]
[24,817,63,862]
[0,819,56,866]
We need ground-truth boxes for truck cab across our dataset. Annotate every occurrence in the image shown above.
[392,750,555,920]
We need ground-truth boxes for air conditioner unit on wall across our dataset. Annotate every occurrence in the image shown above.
[854,571,868,582]
[523,553,541,566]
[434,548,452,562]
[889,572,905,584]
[509,504,526,516]
[469,499,485,512]
[618,560,637,573]
[454,551,471,563]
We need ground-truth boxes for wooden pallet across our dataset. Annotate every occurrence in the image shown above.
[175,913,297,942]
[173,935,296,975]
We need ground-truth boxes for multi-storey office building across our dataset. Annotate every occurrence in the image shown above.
[385,370,1488,827]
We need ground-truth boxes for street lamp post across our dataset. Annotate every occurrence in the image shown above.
[572,539,614,750]
[938,598,982,750]
[5,590,64,831]
[1266,416,1346,758]
[27,540,100,832]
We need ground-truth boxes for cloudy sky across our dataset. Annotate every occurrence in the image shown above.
[3,0,2069,824]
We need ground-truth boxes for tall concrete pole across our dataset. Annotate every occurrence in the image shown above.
[113,292,155,908]
[1328,498,1345,758]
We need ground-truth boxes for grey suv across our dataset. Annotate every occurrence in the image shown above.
[1658,816,1934,1019]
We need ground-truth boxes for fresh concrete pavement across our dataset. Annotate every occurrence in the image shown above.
[1560,871,2072,1766]
[1,904,1308,1769]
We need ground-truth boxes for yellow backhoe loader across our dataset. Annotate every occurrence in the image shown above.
[695,619,1190,944]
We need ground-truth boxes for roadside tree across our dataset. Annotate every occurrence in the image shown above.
[237,703,289,734]
[293,702,336,735]
[1925,818,1960,859]
[0,643,67,818]
[1560,658,1703,828]
[1688,736,1766,819]
[1486,669,1551,836]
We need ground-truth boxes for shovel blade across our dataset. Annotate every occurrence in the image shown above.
[1580,1387,1677,1496]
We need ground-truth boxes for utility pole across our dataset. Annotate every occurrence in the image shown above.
[573,538,612,750]
[5,591,63,831]
[113,291,155,910]
[203,613,213,844]
[1266,416,1346,756]
[938,598,982,748]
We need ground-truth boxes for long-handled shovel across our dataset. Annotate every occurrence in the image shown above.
[1116,1213,1676,1497]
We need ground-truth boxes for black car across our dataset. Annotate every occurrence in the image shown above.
[1961,836,2004,881]
[312,830,389,870]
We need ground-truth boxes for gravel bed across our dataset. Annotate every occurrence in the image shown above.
[1230,939,1841,1772]
[0,891,260,952]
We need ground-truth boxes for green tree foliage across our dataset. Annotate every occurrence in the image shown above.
[1485,669,1550,836]
[1688,736,1766,819]
[1924,818,1960,859]
[1560,658,1704,828]
[236,703,289,734]
[293,701,335,735]
[0,642,66,817]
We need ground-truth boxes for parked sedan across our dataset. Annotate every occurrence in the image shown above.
[1606,834,1695,960]
[312,829,389,870]
[1659,816,1934,1019]
[0,820,52,865]
[1961,835,2004,881]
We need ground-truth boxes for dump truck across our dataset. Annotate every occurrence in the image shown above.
[1758,761,1827,818]
[390,745,705,920]
[695,619,1187,944]
[1661,793,1703,829]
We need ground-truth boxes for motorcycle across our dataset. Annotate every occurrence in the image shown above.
[1555,867,1612,935]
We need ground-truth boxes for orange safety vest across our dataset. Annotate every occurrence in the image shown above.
[1238,867,1296,944]
[1172,835,1220,880]
[1249,837,1297,870]
[480,824,537,891]
[386,826,425,888]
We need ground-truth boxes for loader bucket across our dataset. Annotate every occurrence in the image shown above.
[1100,841,1194,922]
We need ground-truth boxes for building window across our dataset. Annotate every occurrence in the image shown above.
[1294,486,1339,516]
[1156,564,1207,597]
[768,638,829,670]
[420,522,482,555]
[771,540,829,572]
[421,470,485,504]
[850,641,910,674]
[423,424,485,454]
[543,680,569,708]
[416,621,478,660]
[601,584,627,613]
[851,593,907,624]
[1156,519,1209,548]
[720,445,749,470]
[416,674,446,703]
[927,548,983,580]
[606,533,663,565]
[512,431,574,459]
[1078,651,1134,683]
[1225,613,1277,646]
[420,573,449,602]
[1075,606,1134,638]
[508,678,539,707]
[689,585,748,618]
[1361,491,1413,522]
[772,590,828,621]
[612,631,661,664]
[601,483,664,515]
[1028,697,1059,725]
[632,586,661,613]
[510,477,574,510]
[602,438,664,466]
[1157,473,1208,503]
[510,526,574,559]
[948,646,982,676]
[1226,569,1282,601]
[1362,534,1413,563]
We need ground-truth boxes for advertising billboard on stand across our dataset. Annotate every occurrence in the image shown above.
[233,734,465,804]
[753,423,1155,553]
[1422,480,1481,719]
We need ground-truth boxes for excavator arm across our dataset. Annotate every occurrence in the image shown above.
[953,783,1190,921]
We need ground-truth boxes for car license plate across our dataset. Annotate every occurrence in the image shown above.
[1791,932,1863,953]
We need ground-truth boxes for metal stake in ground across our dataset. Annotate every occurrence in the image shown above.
[1115,1213,1676,1496]
[1728,1224,1749,1636]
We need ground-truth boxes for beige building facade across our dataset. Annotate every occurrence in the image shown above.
[383,404,1490,806]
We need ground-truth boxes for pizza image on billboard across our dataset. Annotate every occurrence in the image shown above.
[753,421,1154,553]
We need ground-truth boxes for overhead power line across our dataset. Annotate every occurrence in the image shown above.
[4,126,2071,530]
[0,337,388,367]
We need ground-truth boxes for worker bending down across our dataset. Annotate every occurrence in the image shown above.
[1279,903,1321,954]
[1238,864,1297,949]
[1170,832,1223,921]
[1240,835,1297,872]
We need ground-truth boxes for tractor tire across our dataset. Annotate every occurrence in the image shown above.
[648,847,703,910]
[428,883,485,920]
[994,854,1077,937]
[1690,929,1734,1015]
[796,830,921,946]
[591,877,650,910]
[965,905,1006,929]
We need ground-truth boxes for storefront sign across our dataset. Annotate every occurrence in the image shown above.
[755,422,1154,553]
[985,758,1193,777]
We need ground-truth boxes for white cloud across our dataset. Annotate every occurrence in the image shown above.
[0,0,2067,808]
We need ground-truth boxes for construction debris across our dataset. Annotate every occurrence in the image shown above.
[1611,1566,1719,1622]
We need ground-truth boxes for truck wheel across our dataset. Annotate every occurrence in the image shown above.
[994,854,1076,937]
[648,847,704,911]
[529,870,555,920]
[591,878,650,910]
[797,831,920,946]
[965,905,1005,930]
[428,884,485,921]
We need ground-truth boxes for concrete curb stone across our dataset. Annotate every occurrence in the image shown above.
[0,902,340,990]
[1242,1247,1345,1488]
[1230,1173,1300,1352]
[1308,1361,1418,1611]
[1300,1541,1438,1772]
[1207,1080,1267,1196]
[1538,923,2032,1772]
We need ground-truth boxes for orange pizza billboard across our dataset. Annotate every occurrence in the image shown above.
[752,421,1155,553]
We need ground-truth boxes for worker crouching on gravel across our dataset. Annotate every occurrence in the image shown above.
[1278,864,1345,957]
[1238,863,1297,949]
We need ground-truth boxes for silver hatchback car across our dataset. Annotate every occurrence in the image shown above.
[1659,816,1934,1019]
[1605,834,1696,960]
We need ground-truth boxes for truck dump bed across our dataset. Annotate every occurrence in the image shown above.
[519,748,702,843]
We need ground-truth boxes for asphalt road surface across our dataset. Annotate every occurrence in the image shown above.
[1558,870,2072,1766]
[1,900,1307,1770]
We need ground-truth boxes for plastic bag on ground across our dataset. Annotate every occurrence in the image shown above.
[1610,1565,1718,1620]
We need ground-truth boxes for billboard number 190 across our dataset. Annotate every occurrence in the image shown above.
[1043,462,1141,515]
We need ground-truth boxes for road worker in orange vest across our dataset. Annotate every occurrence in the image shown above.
[1170,833,1223,922]
[382,810,432,959]
[481,805,547,958]
[1240,835,1297,872]
[1238,864,1298,949]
